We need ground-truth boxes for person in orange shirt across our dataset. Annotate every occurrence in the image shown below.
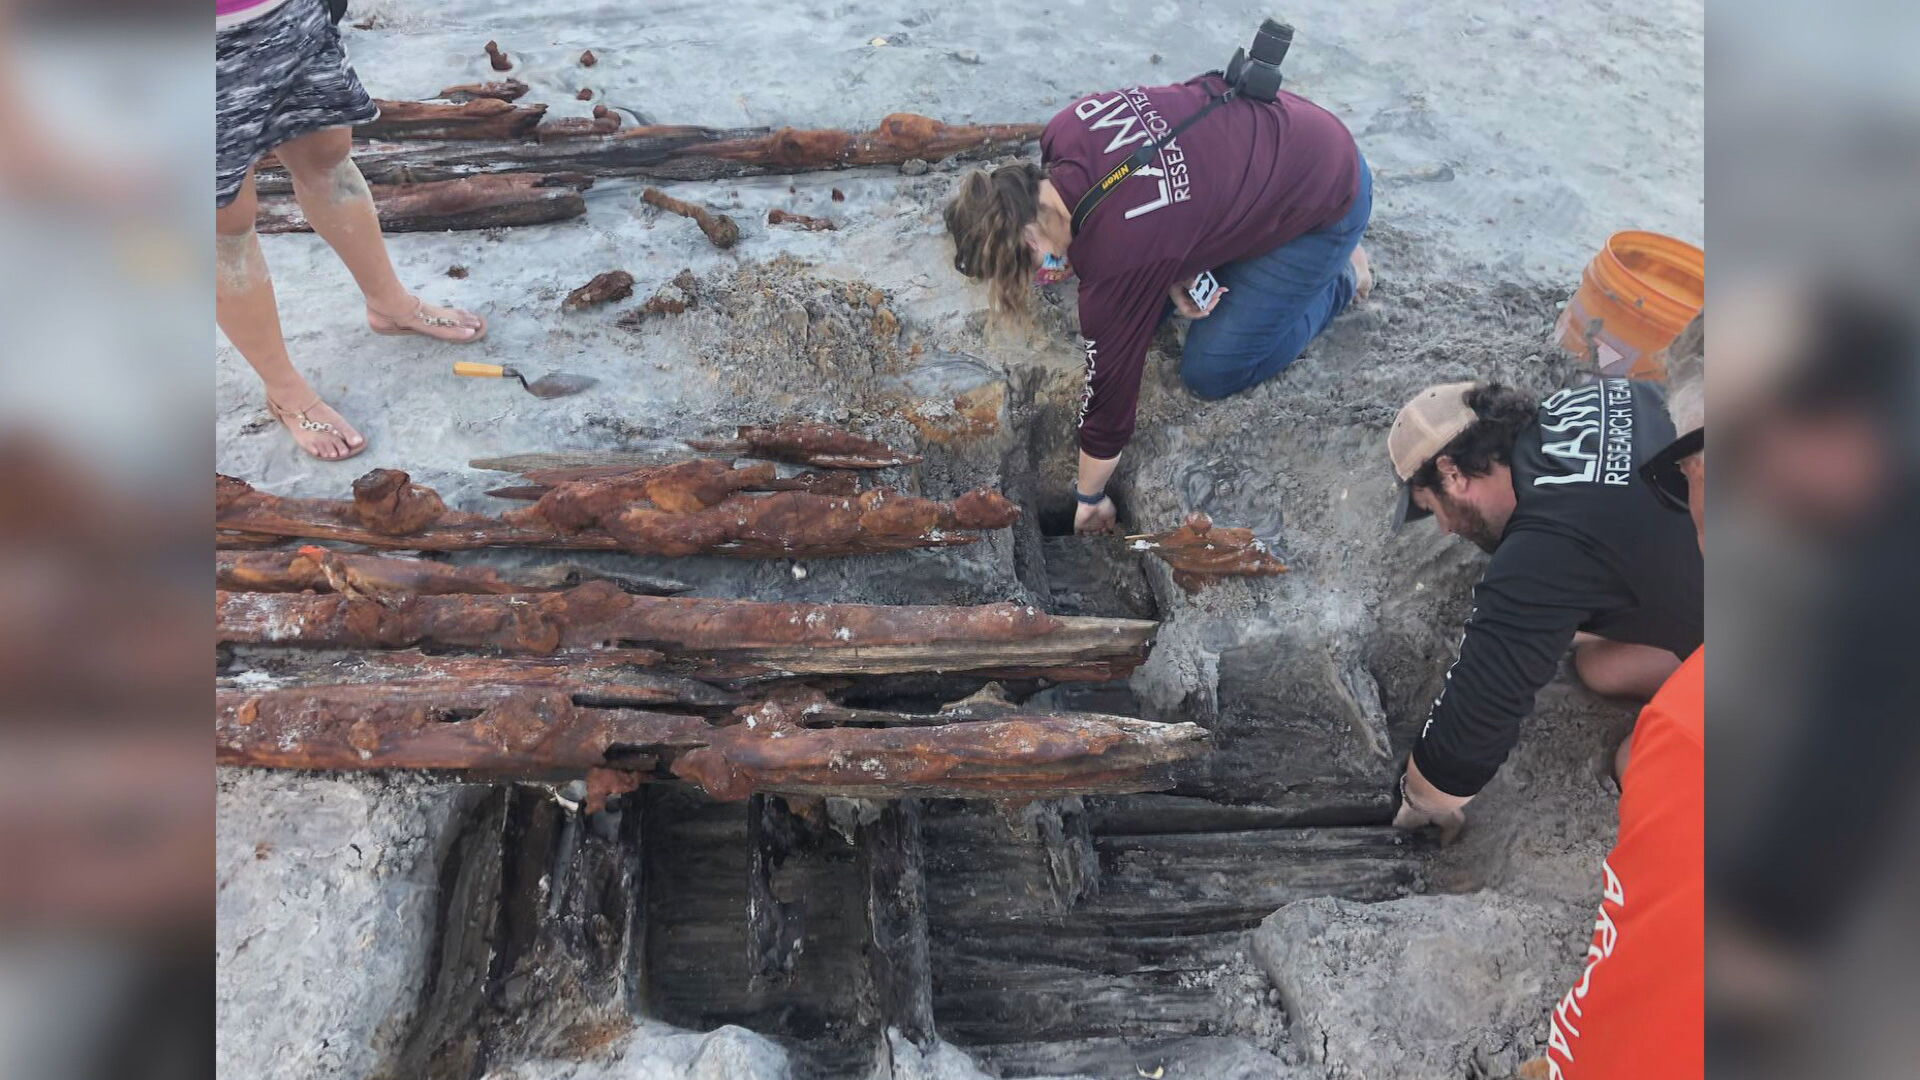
[1542,314,1704,1079]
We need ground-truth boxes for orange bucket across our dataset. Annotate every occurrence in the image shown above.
[1554,231,1704,380]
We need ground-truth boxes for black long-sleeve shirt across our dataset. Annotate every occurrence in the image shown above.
[1412,378,1704,798]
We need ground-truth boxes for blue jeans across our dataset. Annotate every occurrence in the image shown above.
[1178,153,1373,400]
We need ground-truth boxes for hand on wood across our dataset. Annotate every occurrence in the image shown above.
[1391,758,1470,845]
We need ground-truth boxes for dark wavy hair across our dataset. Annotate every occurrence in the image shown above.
[1409,383,1538,492]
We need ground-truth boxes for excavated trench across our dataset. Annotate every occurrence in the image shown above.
[378,383,1443,1079]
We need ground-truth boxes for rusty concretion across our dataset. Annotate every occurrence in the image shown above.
[640,186,739,248]
[671,696,1209,801]
[687,423,922,469]
[436,78,530,102]
[217,466,1008,558]
[562,269,635,311]
[217,583,1067,653]
[766,208,837,231]
[688,113,1043,171]
[579,48,597,66]
[602,487,1018,558]
[901,382,1006,445]
[1132,512,1290,592]
[519,460,776,529]
[256,174,589,235]
[352,469,448,535]
[215,583,1154,676]
[214,548,689,598]
[221,652,735,706]
[485,39,512,71]
[218,547,541,597]
[359,98,547,141]
[216,683,711,771]
[217,681,1202,802]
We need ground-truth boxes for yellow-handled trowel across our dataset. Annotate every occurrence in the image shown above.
[453,361,598,399]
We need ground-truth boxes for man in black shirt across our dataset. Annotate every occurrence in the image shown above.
[1386,379,1705,837]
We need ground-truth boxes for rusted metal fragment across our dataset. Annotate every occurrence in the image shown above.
[256,174,588,234]
[1129,512,1290,592]
[766,209,836,231]
[640,187,739,248]
[562,270,635,311]
[485,40,513,71]
[217,584,1154,677]
[671,696,1209,801]
[215,683,710,771]
[687,113,1044,171]
[615,268,699,324]
[218,468,1012,558]
[436,79,530,102]
[359,99,547,141]
[687,423,921,469]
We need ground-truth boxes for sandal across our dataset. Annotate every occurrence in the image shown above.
[266,394,366,461]
[367,297,487,343]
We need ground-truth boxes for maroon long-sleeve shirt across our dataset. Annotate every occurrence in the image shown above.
[1043,76,1359,459]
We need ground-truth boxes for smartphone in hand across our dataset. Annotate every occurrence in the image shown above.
[1187,270,1221,311]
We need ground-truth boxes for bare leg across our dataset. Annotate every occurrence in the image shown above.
[273,125,484,340]
[216,167,364,460]
[1572,633,1682,701]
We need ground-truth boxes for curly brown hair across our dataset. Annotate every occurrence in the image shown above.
[944,162,1044,317]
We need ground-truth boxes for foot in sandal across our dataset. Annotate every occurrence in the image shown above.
[366,295,487,343]
[267,393,366,461]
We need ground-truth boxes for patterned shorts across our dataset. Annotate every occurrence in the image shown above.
[215,0,379,208]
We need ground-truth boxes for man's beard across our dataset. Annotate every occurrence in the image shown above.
[1438,492,1503,554]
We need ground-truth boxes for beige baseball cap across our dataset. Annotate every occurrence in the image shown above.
[1388,382,1479,528]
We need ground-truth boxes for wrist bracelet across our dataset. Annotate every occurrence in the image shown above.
[1074,488,1107,506]
[1398,772,1426,815]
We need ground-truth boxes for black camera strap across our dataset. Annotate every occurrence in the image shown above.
[1069,88,1234,237]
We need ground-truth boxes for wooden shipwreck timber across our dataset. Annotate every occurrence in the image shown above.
[216,460,1017,558]
[214,424,1206,804]
[243,97,1039,196]
[255,173,592,234]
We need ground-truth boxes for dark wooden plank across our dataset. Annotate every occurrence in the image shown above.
[920,800,1427,1046]
[860,799,935,1047]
